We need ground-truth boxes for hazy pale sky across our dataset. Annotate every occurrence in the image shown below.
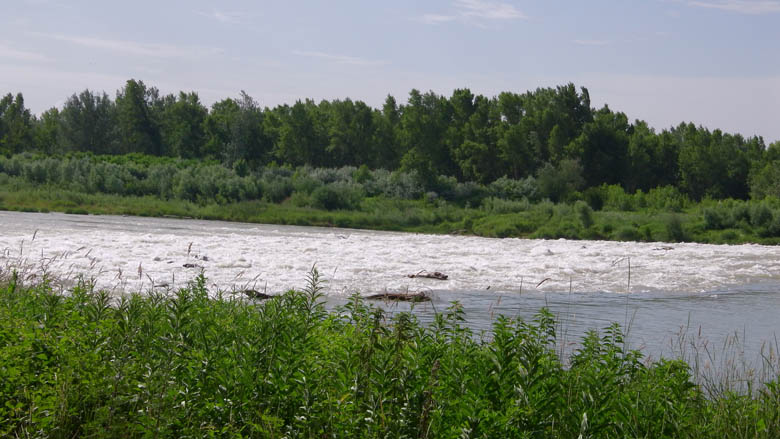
[1,0,778,142]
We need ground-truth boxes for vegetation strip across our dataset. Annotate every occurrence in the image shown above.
[1,152,779,244]
[2,82,778,206]
[1,271,779,437]
[2,81,780,244]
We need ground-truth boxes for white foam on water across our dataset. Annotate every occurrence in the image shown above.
[2,211,780,296]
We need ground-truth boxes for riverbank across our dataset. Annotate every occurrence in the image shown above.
[2,183,780,246]
[2,153,780,245]
[1,274,779,438]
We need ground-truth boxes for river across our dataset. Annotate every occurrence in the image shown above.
[2,211,780,374]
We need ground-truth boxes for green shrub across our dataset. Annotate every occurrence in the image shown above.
[533,199,555,219]
[292,168,323,194]
[665,214,688,242]
[536,159,585,203]
[730,203,751,225]
[645,185,688,212]
[352,164,372,184]
[721,229,738,241]
[449,181,488,205]
[289,191,313,207]
[575,200,595,229]
[488,175,538,201]
[472,214,535,237]
[173,167,199,201]
[481,197,530,214]
[311,182,363,211]
[262,175,294,203]
[1,270,780,437]
[602,184,635,211]
[750,202,774,228]
[759,213,780,238]
[532,220,580,239]
[703,207,728,230]
[583,186,605,211]
[639,224,654,241]
[615,226,641,241]
[384,170,424,199]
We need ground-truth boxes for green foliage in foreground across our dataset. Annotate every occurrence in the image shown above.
[2,275,780,438]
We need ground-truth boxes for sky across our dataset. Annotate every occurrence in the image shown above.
[1,0,779,143]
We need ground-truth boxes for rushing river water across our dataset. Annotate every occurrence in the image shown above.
[2,211,780,370]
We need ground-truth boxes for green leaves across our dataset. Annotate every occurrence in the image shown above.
[1,280,779,437]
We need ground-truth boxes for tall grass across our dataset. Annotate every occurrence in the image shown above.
[1,271,779,438]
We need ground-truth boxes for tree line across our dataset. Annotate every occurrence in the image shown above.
[1,80,778,200]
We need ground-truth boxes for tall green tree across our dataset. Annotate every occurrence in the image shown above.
[159,91,207,158]
[497,122,536,179]
[204,97,240,159]
[494,92,538,179]
[33,107,61,155]
[227,91,271,166]
[399,89,456,187]
[625,120,659,192]
[0,92,34,156]
[370,95,403,169]
[275,100,329,167]
[567,106,630,188]
[676,124,752,199]
[453,93,501,183]
[59,89,117,154]
[518,84,593,164]
[327,98,376,167]
[749,141,780,199]
[115,79,161,155]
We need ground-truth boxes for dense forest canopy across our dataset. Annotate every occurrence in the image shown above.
[1,80,777,201]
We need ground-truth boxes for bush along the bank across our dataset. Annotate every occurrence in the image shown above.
[2,153,780,244]
[2,274,780,438]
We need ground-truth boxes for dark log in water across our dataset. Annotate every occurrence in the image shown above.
[365,291,431,302]
[407,270,448,280]
[241,289,274,300]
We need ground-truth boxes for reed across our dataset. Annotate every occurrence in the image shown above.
[1,271,779,438]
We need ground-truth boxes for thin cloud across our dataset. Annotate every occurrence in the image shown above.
[419,14,458,24]
[196,10,241,24]
[456,0,526,20]
[689,0,780,14]
[293,50,387,66]
[28,32,223,59]
[573,39,611,46]
[418,0,526,25]
[0,43,51,62]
